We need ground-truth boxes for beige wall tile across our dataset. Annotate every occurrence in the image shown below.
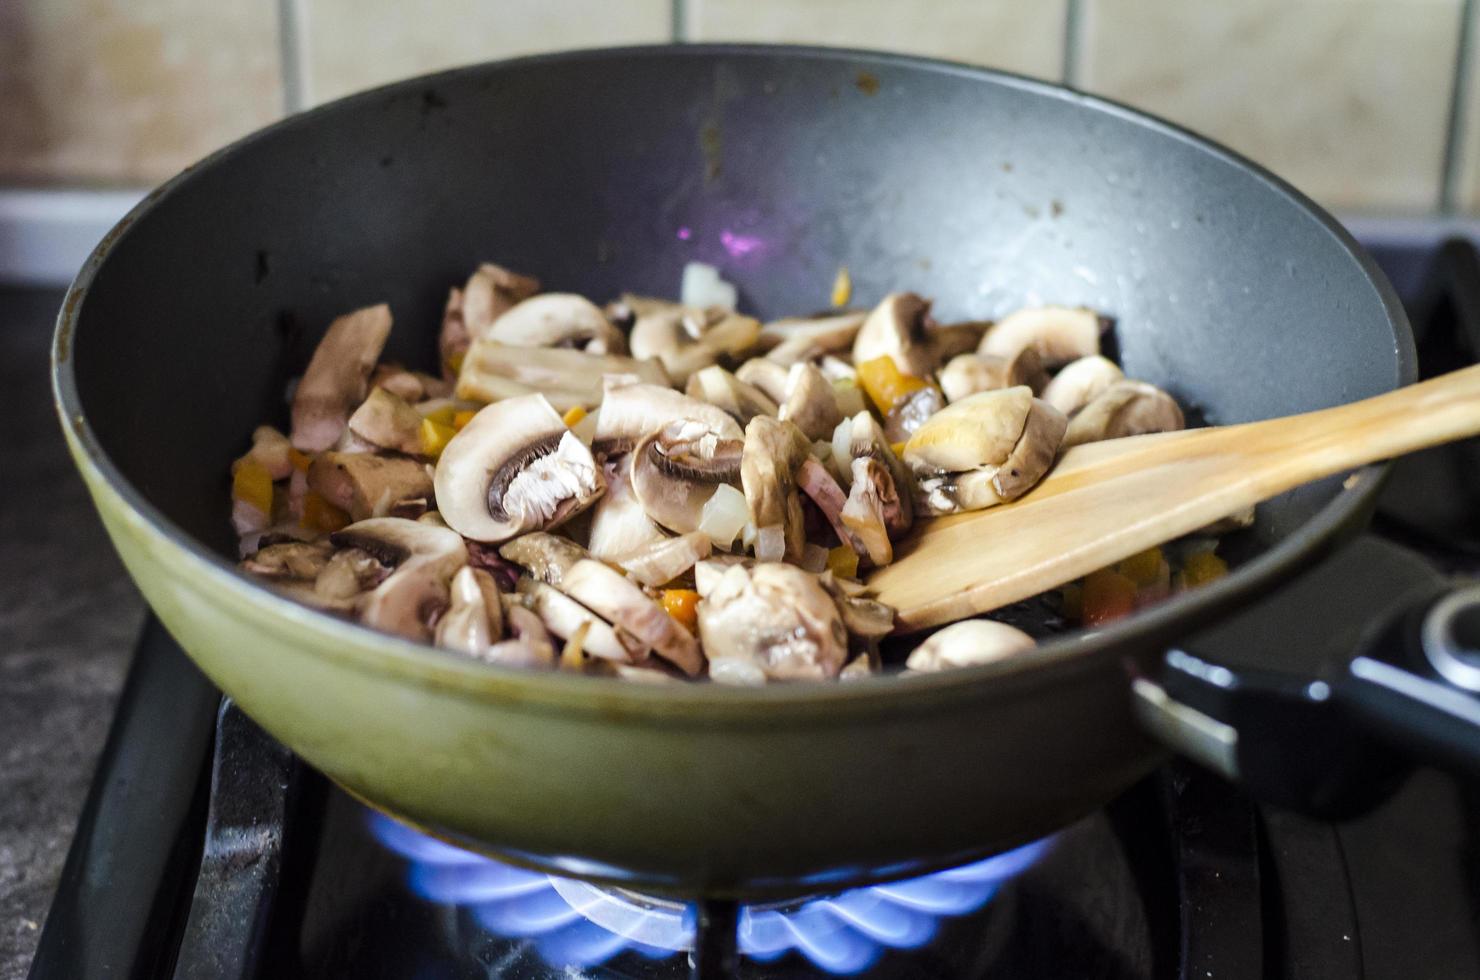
[0,0,282,185]
[303,0,674,105]
[1077,0,1461,213]
[687,0,1068,81]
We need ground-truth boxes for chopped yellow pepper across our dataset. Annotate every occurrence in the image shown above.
[659,589,701,634]
[560,621,590,671]
[1082,569,1138,627]
[231,459,274,518]
[826,545,860,581]
[889,441,908,458]
[301,491,350,533]
[444,351,465,376]
[562,405,588,428]
[287,448,313,473]
[419,418,456,459]
[856,355,929,415]
[452,409,477,430]
[1116,547,1165,587]
[831,265,852,307]
[1180,551,1229,588]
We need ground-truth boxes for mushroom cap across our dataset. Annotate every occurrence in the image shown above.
[844,411,913,531]
[330,517,468,641]
[1040,355,1125,417]
[559,559,703,675]
[696,563,848,681]
[904,386,1036,474]
[740,416,811,561]
[593,375,742,458]
[434,394,604,543]
[938,348,1048,403]
[977,305,1104,368]
[1062,380,1185,449]
[627,298,761,384]
[852,292,937,377]
[685,365,779,426]
[630,421,745,534]
[905,619,1036,672]
[840,457,899,565]
[489,293,627,354]
[461,262,541,341]
[777,362,844,442]
[734,358,791,404]
[347,387,426,455]
[291,303,392,451]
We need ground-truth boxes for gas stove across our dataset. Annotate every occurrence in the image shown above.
[27,236,1480,980]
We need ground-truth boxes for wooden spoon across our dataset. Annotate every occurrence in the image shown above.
[869,363,1480,632]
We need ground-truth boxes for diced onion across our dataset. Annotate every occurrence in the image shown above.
[697,483,749,547]
[830,418,854,488]
[681,261,738,310]
[754,525,786,563]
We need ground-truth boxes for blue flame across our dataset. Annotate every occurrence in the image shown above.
[369,814,1050,975]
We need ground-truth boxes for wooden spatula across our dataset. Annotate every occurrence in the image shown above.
[869,363,1480,632]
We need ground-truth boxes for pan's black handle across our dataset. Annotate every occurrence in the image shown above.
[1132,536,1480,819]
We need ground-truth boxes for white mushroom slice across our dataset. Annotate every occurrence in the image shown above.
[841,457,899,566]
[852,292,937,377]
[930,320,990,363]
[627,297,761,384]
[461,262,541,342]
[685,365,779,426]
[735,357,791,404]
[905,387,1068,515]
[240,426,294,480]
[489,293,626,354]
[905,620,1036,672]
[883,385,945,444]
[1061,380,1186,449]
[845,412,913,534]
[498,531,588,587]
[759,311,866,365]
[740,417,811,563]
[696,563,848,680]
[291,304,392,451]
[435,566,505,656]
[347,387,425,455]
[629,422,745,534]
[434,395,604,543]
[616,531,712,588]
[307,451,434,522]
[978,305,1105,368]
[558,559,703,675]
[240,540,335,581]
[778,362,844,442]
[330,518,468,641]
[938,348,1048,403]
[312,546,391,602]
[481,605,557,669]
[796,457,864,556]
[587,458,666,561]
[517,578,642,662]
[370,364,427,403]
[455,340,668,413]
[593,375,742,458]
[1040,355,1126,417]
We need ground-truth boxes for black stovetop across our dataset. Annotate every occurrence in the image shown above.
[27,238,1480,980]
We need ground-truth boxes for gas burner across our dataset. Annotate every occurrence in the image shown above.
[369,812,1052,974]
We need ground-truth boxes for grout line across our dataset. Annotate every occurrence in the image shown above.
[1061,0,1085,88]
[672,0,688,43]
[1440,0,1475,213]
[276,0,311,113]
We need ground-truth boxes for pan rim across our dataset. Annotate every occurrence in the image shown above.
[51,42,1416,718]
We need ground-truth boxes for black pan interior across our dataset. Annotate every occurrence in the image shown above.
[66,46,1406,565]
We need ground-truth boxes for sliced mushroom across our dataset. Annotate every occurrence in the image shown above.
[517,578,643,662]
[759,311,866,365]
[498,531,588,587]
[929,320,990,362]
[313,546,391,602]
[347,387,426,455]
[883,385,945,444]
[488,293,627,354]
[455,340,668,413]
[835,411,913,532]
[778,362,843,442]
[558,559,703,675]
[904,386,1068,515]
[1040,355,1125,417]
[685,365,779,426]
[695,562,848,680]
[434,394,604,543]
[435,566,505,656]
[852,292,937,377]
[307,451,434,522]
[438,287,469,379]
[240,426,294,480]
[1061,380,1185,449]
[740,416,811,562]
[587,457,666,561]
[796,456,864,556]
[370,364,428,403]
[616,531,712,588]
[978,305,1106,369]
[593,375,742,458]
[240,540,334,580]
[629,421,745,534]
[938,348,1048,403]
[330,518,467,641]
[460,262,541,343]
[291,304,392,451]
[627,297,762,384]
[841,457,900,566]
[481,604,557,669]
[905,619,1036,672]
[735,357,791,404]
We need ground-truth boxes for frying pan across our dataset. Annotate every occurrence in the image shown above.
[52,45,1480,898]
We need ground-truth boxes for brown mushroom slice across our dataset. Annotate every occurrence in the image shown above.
[240,426,294,480]
[498,531,588,587]
[435,566,505,656]
[435,394,604,543]
[904,386,1068,515]
[627,297,762,384]
[778,362,844,442]
[517,578,643,662]
[240,540,335,580]
[759,311,867,365]
[347,387,426,455]
[735,357,791,404]
[1040,355,1125,417]
[489,293,627,354]
[842,411,913,534]
[840,457,899,566]
[455,340,668,413]
[558,559,702,675]
[330,518,468,641]
[1061,380,1185,449]
[695,562,848,680]
[938,348,1048,403]
[740,416,811,562]
[883,385,945,444]
[929,320,990,362]
[481,604,557,669]
[593,375,742,458]
[616,531,712,588]
[307,452,434,522]
[313,546,391,602]
[370,364,427,403]
[685,365,779,426]
[460,262,542,343]
[629,422,745,534]
[291,303,393,452]
[978,305,1106,369]
[852,292,938,377]
[905,619,1036,672]
[587,458,667,561]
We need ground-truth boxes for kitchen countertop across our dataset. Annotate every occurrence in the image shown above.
[0,287,145,980]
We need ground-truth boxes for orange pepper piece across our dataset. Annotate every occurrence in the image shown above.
[1082,569,1138,627]
[452,409,477,430]
[301,491,350,533]
[562,405,587,428]
[856,355,928,415]
[659,589,701,634]
[231,459,274,517]
[419,418,456,459]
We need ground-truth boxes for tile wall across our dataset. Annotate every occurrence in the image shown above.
[0,0,1471,213]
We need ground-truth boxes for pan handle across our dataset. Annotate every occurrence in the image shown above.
[1132,537,1480,819]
